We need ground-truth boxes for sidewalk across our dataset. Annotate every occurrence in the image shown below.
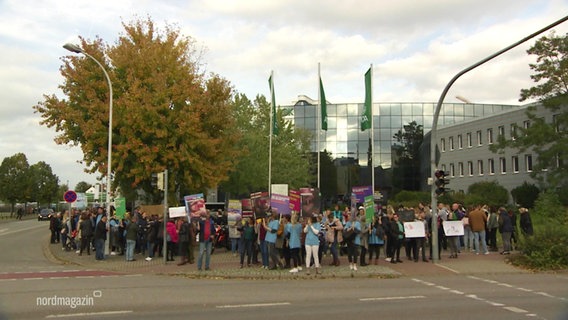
[44,240,526,279]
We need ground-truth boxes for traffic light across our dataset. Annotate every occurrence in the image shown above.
[151,172,165,191]
[157,172,165,191]
[435,170,450,196]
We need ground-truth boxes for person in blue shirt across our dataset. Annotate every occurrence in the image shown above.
[303,215,322,275]
[285,213,303,273]
[344,214,362,271]
[368,215,385,265]
[263,212,283,270]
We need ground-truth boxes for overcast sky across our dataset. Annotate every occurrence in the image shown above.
[0,0,567,192]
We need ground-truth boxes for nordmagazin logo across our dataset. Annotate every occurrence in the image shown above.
[36,290,102,309]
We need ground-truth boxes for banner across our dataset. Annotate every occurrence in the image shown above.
[404,221,426,238]
[270,193,291,216]
[268,74,279,135]
[443,220,465,236]
[289,190,301,212]
[227,200,242,239]
[114,197,126,219]
[364,195,374,222]
[251,191,270,218]
[169,206,187,218]
[352,185,373,205]
[300,187,320,217]
[241,199,253,218]
[184,193,206,218]
[398,209,416,222]
[271,184,288,197]
[361,67,372,131]
[320,77,328,131]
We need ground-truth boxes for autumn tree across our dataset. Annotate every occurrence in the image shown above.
[221,94,313,197]
[492,32,568,191]
[34,18,239,204]
[28,161,60,209]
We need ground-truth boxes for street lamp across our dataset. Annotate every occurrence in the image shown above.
[429,15,568,263]
[63,43,113,244]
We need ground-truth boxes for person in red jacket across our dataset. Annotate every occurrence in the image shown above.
[166,219,178,262]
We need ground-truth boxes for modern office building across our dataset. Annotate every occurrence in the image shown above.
[282,95,521,201]
[422,102,559,203]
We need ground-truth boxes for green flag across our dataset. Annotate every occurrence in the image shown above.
[268,74,279,135]
[361,67,372,131]
[320,77,328,131]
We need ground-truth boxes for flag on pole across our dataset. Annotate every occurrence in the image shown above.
[319,77,328,131]
[361,67,372,131]
[268,74,279,135]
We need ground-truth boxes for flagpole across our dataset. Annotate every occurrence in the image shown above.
[317,63,321,190]
[268,70,274,197]
[370,64,375,196]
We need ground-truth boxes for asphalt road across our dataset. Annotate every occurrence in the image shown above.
[0,220,567,320]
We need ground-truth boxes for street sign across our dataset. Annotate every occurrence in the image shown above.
[64,190,77,203]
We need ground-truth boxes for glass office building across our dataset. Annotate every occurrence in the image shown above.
[282,95,521,198]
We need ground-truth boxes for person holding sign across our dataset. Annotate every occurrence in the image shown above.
[447,203,464,258]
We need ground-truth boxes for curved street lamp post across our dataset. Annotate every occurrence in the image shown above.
[63,43,113,255]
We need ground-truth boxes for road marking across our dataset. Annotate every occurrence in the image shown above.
[0,279,16,282]
[216,302,291,309]
[434,263,459,274]
[503,306,527,313]
[22,278,41,281]
[0,224,45,237]
[413,278,542,318]
[45,310,133,318]
[467,275,561,301]
[359,296,425,302]
[0,228,8,233]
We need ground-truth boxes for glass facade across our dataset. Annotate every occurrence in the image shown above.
[283,96,520,170]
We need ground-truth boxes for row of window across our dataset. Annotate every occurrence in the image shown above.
[440,121,530,152]
[440,155,533,177]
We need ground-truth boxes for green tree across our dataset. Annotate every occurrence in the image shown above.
[492,32,568,189]
[29,162,59,209]
[0,153,31,215]
[392,121,424,192]
[34,18,239,205]
[511,182,540,208]
[75,181,92,193]
[221,94,313,196]
[465,181,509,207]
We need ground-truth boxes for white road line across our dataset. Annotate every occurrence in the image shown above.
[517,288,533,292]
[124,274,143,277]
[45,310,133,318]
[503,306,527,313]
[498,283,513,288]
[449,290,464,295]
[216,302,291,309]
[535,292,554,298]
[0,224,45,237]
[22,278,41,281]
[359,296,426,301]
[0,279,17,282]
[487,301,504,307]
[75,276,94,279]
[436,286,450,290]
[434,263,460,274]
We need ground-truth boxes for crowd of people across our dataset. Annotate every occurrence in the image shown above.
[47,201,533,273]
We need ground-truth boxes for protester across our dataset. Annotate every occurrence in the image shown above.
[519,207,534,238]
[93,215,108,261]
[368,215,385,265]
[238,217,255,268]
[304,215,322,275]
[499,207,513,255]
[389,213,405,263]
[325,211,343,267]
[286,213,303,273]
[166,219,178,262]
[344,211,361,270]
[485,205,499,252]
[197,210,216,271]
[177,217,190,266]
[78,211,93,256]
[263,212,283,270]
[125,214,139,262]
[469,204,489,255]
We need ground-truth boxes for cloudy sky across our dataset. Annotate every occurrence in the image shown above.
[0,0,567,191]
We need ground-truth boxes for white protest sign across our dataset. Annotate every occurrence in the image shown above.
[443,220,465,236]
[168,206,187,218]
[404,221,426,238]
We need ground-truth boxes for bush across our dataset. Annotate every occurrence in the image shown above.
[511,182,540,208]
[512,225,568,270]
[533,190,566,223]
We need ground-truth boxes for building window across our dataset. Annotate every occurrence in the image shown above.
[458,162,464,177]
[487,128,494,144]
[477,130,482,146]
[500,157,506,174]
[489,159,495,175]
[512,156,519,173]
[478,160,484,176]
[523,120,530,134]
[458,134,463,149]
[449,163,455,177]
[525,154,533,172]
[466,132,472,148]
[441,164,446,172]
[449,137,454,151]
[467,161,473,176]
[498,125,505,137]
[556,153,563,169]
[511,123,517,141]
[441,138,446,152]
